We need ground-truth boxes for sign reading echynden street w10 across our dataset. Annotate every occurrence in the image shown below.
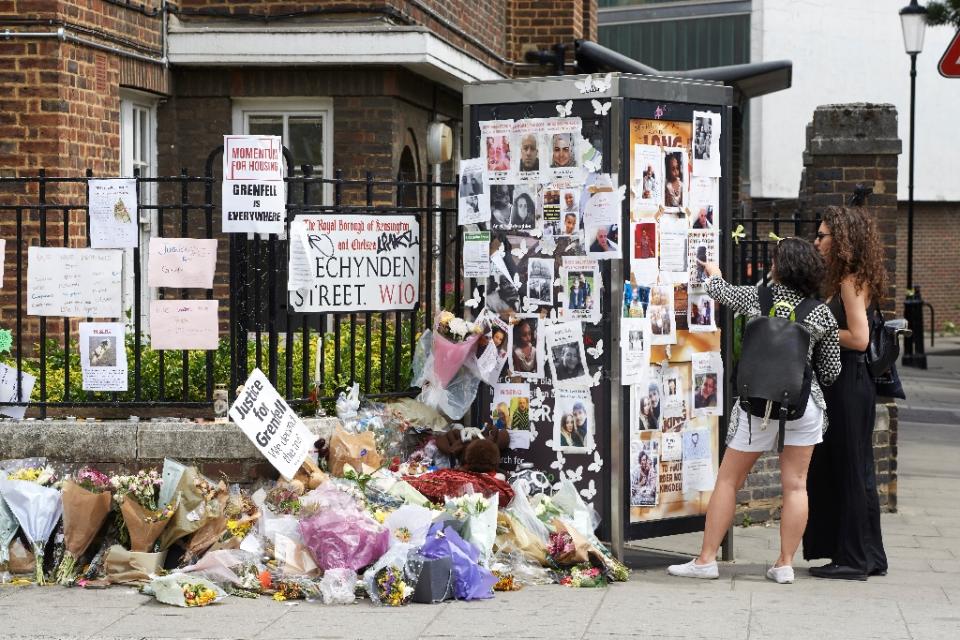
[287,214,421,313]
[222,135,286,235]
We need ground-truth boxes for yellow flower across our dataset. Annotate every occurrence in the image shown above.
[272,592,287,602]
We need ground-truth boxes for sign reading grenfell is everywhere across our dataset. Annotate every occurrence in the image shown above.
[221,135,286,235]
[287,213,421,313]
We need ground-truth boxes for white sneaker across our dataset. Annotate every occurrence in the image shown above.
[766,564,795,584]
[667,559,719,580]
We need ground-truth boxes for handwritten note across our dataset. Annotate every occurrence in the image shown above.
[79,322,128,392]
[89,178,139,248]
[147,238,217,289]
[0,364,36,419]
[150,300,219,350]
[27,247,123,318]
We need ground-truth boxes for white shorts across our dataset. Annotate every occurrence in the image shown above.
[727,397,823,452]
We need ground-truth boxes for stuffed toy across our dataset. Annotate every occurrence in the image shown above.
[435,424,509,476]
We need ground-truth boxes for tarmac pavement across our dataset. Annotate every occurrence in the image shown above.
[2,339,959,639]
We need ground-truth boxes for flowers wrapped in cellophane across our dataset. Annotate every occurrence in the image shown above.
[0,467,63,585]
[318,567,358,605]
[411,315,486,420]
[111,470,174,553]
[0,493,20,583]
[420,522,497,600]
[298,484,389,572]
[444,492,498,566]
[55,467,113,585]
[432,311,485,387]
[363,543,424,607]
[149,573,227,607]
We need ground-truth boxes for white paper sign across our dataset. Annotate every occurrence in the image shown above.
[458,158,490,225]
[621,317,652,385]
[147,238,218,289]
[661,432,682,461]
[463,231,491,279]
[89,179,139,248]
[230,368,313,480]
[222,135,285,235]
[0,364,35,419]
[150,300,219,350]
[691,351,723,417]
[79,322,128,392]
[633,144,663,211]
[287,214,420,313]
[544,321,591,388]
[658,214,688,276]
[692,111,722,178]
[480,120,515,185]
[27,247,123,318]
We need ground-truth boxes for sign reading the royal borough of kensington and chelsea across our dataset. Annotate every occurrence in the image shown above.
[287,214,420,313]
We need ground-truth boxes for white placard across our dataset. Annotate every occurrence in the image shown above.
[458,158,490,225]
[222,135,285,235]
[661,432,682,461]
[692,111,722,177]
[230,368,313,480]
[147,238,218,289]
[150,300,220,351]
[0,364,35,419]
[79,322,128,392]
[463,231,491,279]
[658,213,688,276]
[620,317,652,385]
[89,179,139,248]
[27,247,123,318]
[287,214,420,313]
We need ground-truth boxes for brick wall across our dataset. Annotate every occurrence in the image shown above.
[737,103,902,523]
[895,201,960,332]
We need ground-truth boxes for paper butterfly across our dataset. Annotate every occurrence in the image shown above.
[594,72,613,92]
[511,239,530,259]
[538,236,557,256]
[553,276,563,288]
[522,297,539,313]
[528,423,539,439]
[616,184,627,202]
[591,99,611,116]
[583,154,602,174]
[463,287,482,309]
[586,339,603,360]
[565,465,584,483]
[550,453,566,471]
[492,244,505,261]
[590,369,603,387]
[579,479,597,500]
[587,451,603,473]
[575,76,595,94]
[556,100,573,117]
[512,272,522,289]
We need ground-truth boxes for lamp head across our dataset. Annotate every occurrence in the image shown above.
[899,0,928,55]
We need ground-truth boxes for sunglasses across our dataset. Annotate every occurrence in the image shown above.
[815,232,832,241]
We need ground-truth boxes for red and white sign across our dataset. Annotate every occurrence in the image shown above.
[223,136,284,181]
[222,135,286,234]
[939,30,960,78]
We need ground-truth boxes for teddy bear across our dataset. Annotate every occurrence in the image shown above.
[435,424,510,476]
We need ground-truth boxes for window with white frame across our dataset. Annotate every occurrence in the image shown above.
[119,90,158,325]
[232,98,334,203]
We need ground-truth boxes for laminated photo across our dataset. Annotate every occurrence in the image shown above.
[458,158,490,225]
[632,221,657,261]
[513,118,546,184]
[630,432,659,507]
[480,119,515,185]
[689,177,719,230]
[542,117,581,183]
[489,185,537,232]
[510,314,544,379]
[620,317,652,385]
[490,382,531,446]
[478,315,512,385]
[544,321,591,388]
[79,322,128,392]
[688,291,717,333]
[560,256,601,323]
[625,284,650,318]
[692,111,722,178]
[526,257,554,306]
[552,387,594,454]
[687,229,717,292]
[691,351,723,417]
[632,373,661,431]
[586,223,620,259]
[648,284,676,345]
[633,144,663,211]
[658,213,688,279]
[662,147,688,211]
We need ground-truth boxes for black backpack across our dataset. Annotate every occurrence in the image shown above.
[737,286,818,452]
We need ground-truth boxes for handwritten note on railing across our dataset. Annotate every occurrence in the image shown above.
[147,238,218,289]
[150,300,219,350]
[27,247,123,318]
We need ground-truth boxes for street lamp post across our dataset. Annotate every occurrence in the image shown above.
[900,0,928,369]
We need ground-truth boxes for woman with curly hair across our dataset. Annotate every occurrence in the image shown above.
[803,206,889,581]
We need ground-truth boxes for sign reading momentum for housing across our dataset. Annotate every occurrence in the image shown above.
[287,214,420,313]
[222,135,286,235]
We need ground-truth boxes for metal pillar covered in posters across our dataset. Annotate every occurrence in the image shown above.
[463,74,733,557]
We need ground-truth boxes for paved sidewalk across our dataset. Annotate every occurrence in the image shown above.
[1,347,958,639]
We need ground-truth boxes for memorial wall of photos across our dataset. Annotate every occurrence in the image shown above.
[459,99,724,523]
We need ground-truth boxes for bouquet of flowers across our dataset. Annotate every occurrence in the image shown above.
[558,564,607,588]
[149,573,227,607]
[420,523,497,600]
[299,499,389,571]
[363,544,423,606]
[318,567,358,605]
[55,467,113,585]
[432,311,485,387]
[0,468,63,585]
[0,494,19,583]
[384,504,434,548]
[111,470,174,553]
[529,494,565,526]
[444,492,498,565]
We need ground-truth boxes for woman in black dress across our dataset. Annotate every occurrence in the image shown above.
[804,206,888,580]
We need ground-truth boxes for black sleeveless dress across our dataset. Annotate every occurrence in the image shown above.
[803,296,888,574]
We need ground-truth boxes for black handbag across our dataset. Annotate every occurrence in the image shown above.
[865,304,899,378]
[874,363,906,400]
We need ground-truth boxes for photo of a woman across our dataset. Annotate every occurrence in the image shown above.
[511,190,536,229]
[511,318,539,377]
[558,413,584,448]
[664,151,684,208]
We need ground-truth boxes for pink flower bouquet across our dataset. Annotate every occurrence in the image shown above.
[432,311,483,387]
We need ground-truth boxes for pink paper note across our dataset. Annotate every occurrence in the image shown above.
[147,238,218,289]
[150,300,219,350]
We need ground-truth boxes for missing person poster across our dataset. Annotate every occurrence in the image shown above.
[630,432,660,507]
[230,368,313,480]
[458,158,490,225]
[490,382,531,449]
[544,321,591,388]
[88,178,139,248]
[463,231,492,280]
[27,247,123,318]
[691,351,723,417]
[287,214,420,313]
[480,120,515,185]
[633,144,663,213]
[692,111,722,177]
[621,317,652,385]
[687,230,717,293]
[690,177,719,230]
[560,256,601,323]
[222,135,286,235]
[552,387,594,454]
[79,322,128,392]
[542,117,581,184]
[513,118,547,184]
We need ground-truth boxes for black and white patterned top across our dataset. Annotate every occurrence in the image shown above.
[706,275,841,440]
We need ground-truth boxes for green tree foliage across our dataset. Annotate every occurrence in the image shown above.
[927,1,960,29]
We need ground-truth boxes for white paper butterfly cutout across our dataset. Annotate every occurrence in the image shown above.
[590,369,603,387]
[550,453,566,471]
[583,154,602,174]
[463,287,482,309]
[594,72,613,93]
[537,236,557,256]
[579,479,597,500]
[556,100,573,117]
[586,339,603,360]
[492,244,505,261]
[591,99,611,116]
[616,184,627,202]
[553,276,563,287]
[587,451,603,473]
[511,239,530,259]
[575,76,595,94]
[528,423,538,440]
[522,296,539,313]
[511,272,521,289]
[565,465,584,483]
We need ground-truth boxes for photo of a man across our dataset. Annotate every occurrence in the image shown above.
[694,373,718,409]
[519,133,539,172]
[562,212,578,236]
[589,225,619,253]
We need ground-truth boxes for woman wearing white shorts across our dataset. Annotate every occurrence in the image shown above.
[668,238,840,584]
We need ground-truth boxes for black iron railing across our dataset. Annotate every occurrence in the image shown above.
[0,149,459,417]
